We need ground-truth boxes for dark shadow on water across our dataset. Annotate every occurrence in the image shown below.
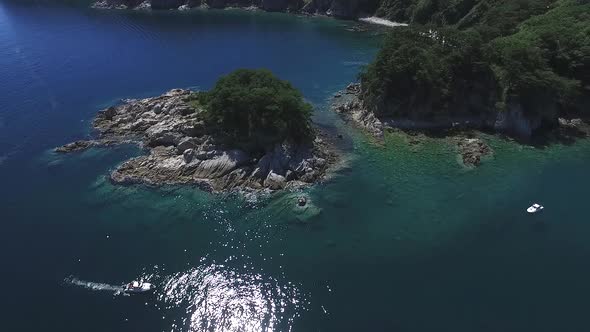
[315,121,356,152]
[381,119,590,150]
[386,126,497,140]
[529,123,590,148]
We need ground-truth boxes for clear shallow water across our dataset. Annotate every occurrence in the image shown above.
[2,3,590,332]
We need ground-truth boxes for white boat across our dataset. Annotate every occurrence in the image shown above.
[123,280,154,294]
[527,203,544,214]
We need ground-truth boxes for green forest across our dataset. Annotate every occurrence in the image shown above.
[361,0,590,129]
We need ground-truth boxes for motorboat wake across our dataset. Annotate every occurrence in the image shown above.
[65,277,155,295]
[65,277,125,295]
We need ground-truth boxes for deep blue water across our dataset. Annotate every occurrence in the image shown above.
[2,2,590,332]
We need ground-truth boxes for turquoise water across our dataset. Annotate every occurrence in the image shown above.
[2,2,590,332]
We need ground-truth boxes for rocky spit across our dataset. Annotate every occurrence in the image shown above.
[56,89,338,192]
[332,83,384,139]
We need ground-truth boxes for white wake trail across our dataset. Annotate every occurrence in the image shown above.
[65,277,125,295]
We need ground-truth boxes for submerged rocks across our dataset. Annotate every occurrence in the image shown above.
[297,196,307,206]
[55,140,95,153]
[456,137,493,167]
[56,89,337,192]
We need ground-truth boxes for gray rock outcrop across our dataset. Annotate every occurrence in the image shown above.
[455,137,493,167]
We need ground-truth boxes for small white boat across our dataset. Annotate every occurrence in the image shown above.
[124,280,154,294]
[527,203,544,214]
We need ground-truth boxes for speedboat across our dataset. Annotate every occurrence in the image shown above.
[527,203,544,214]
[123,280,154,294]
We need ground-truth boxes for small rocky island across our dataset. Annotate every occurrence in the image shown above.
[57,69,337,192]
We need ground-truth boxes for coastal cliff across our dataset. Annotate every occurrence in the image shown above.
[332,83,550,139]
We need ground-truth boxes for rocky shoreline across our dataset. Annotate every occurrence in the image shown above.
[332,84,493,167]
[331,83,590,167]
[332,83,531,139]
[56,89,339,192]
[91,0,380,20]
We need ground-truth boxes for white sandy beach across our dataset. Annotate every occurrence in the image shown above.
[358,17,408,27]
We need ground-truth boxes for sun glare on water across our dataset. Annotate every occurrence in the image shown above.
[158,264,303,332]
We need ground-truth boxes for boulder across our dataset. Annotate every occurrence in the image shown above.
[183,148,195,163]
[176,137,200,153]
[264,171,286,190]
[102,106,117,120]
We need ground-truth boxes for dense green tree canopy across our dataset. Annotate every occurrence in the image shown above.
[362,0,590,123]
[374,0,557,33]
[196,69,313,150]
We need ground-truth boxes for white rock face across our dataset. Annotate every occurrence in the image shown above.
[193,150,250,179]
[264,171,286,190]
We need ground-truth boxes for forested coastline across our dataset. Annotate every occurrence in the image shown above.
[360,0,589,137]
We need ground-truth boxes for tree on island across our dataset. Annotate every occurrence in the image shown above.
[193,69,313,151]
